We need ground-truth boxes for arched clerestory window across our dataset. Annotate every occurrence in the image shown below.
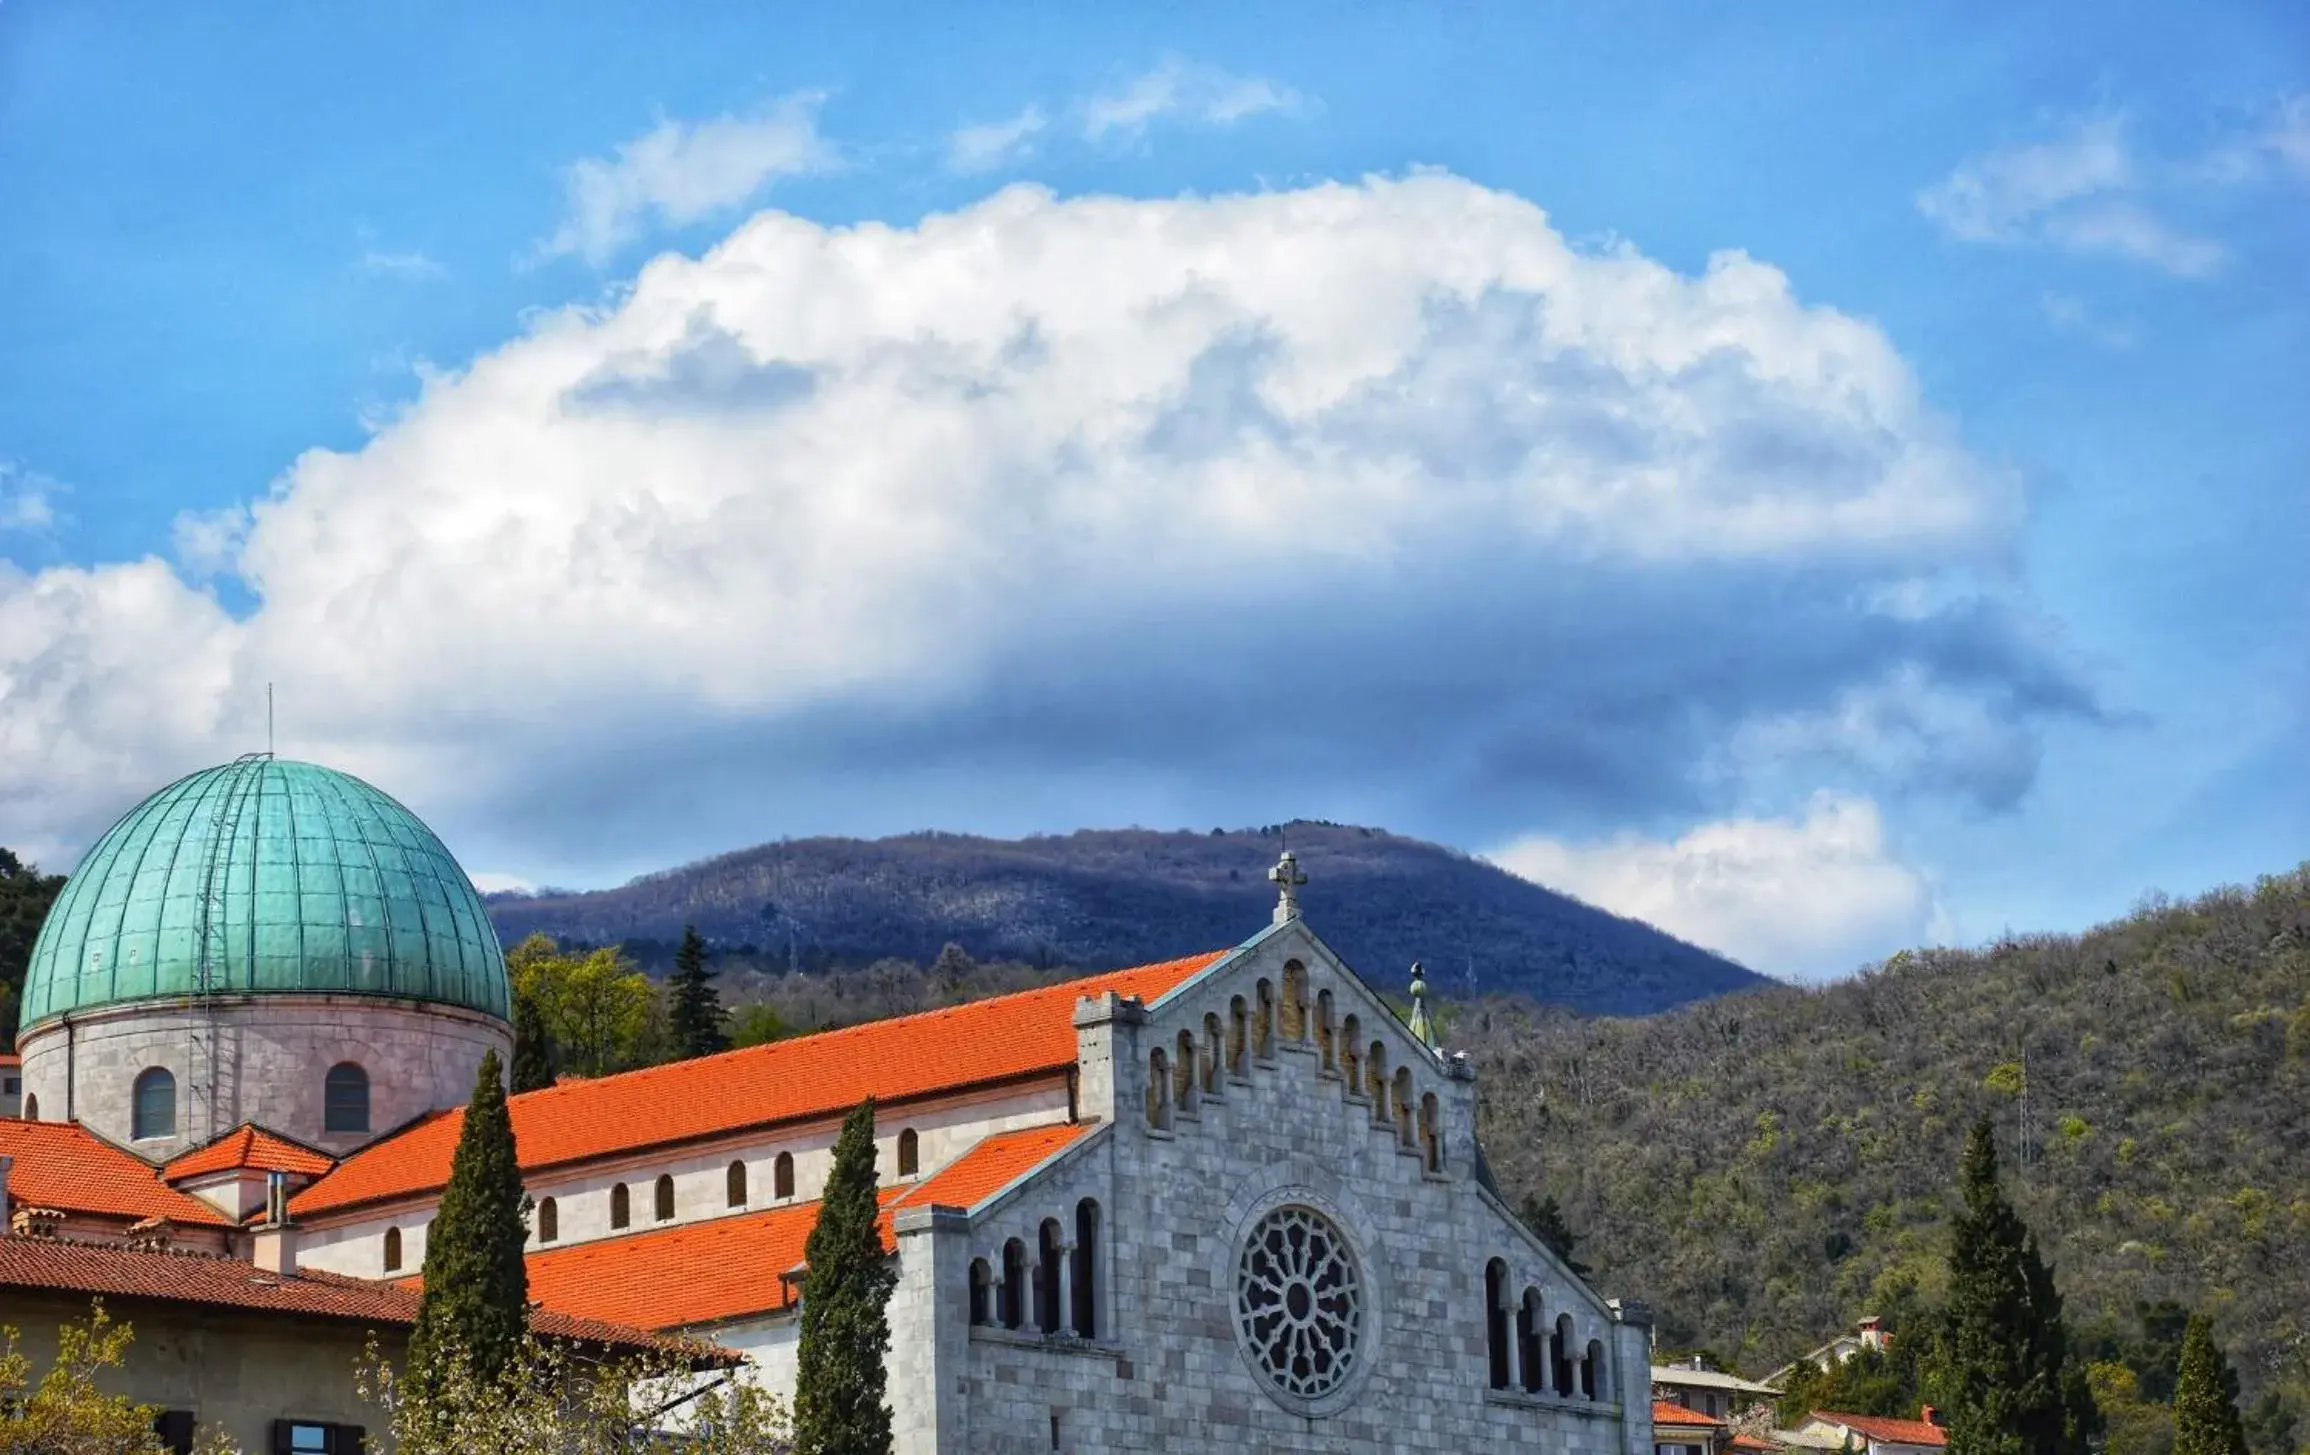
[1366,1042,1389,1122]
[1201,1013,1223,1094]
[1036,1219,1065,1333]
[1519,1289,1546,1393]
[1174,1030,1196,1112]
[22,1093,36,1121]
[1147,1048,1172,1131]
[1584,1338,1606,1400]
[1420,1092,1443,1172]
[536,1197,559,1243]
[898,1128,920,1177]
[131,1067,175,1141]
[1000,1239,1028,1329]
[1315,989,1336,1072]
[1553,1313,1576,1396]
[774,1151,795,1199]
[1339,1015,1362,1094]
[610,1183,630,1229]
[1484,1259,1513,1389]
[969,1258,993,1325]
[324,1062,369,1133]
[726,1160,748,1208]
[1071,1199,1100,1338]
[654,1173,676,1222]
[1227,997,1248,1075]
[1253,979,1275,1058]
[1393,1068,1415,1147]
[382,1227,403,1273]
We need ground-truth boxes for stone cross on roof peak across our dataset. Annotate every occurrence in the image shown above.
[1268,850,1307,925]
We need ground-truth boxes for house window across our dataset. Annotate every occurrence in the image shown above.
[153,1409,196,1455]
[132,1067,176,1141]
[273,1420,364,1453]
[323,1063,369,1133]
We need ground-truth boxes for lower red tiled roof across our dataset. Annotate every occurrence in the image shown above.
[0,1120,229,1226]
[294,950,1225,1219]
[0,1237,695,1357]
[510,1121,1096,1331]
[164,1124,338,1183]
[1655,1399,1728,1429]
[1816,1411,1948,1447]
[1729,1436,1778,1452]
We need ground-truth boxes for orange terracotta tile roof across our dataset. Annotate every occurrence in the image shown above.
[510,1121,1095,1331]
[0,1120,229,1226]
[1730,1436,1778,1452]
[1816,1411,1948,1447]
[1655,1399,1728,1429]
[294,950,1225,1219]
[163,1124,338,1183]
[0,1236,701,1357]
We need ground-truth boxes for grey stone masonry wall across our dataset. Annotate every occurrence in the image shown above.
[931,919,1652,1453]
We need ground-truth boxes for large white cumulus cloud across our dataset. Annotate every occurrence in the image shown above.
[0,174,2086,875]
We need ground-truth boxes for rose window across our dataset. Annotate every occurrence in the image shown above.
[1234,1205,1365,1400]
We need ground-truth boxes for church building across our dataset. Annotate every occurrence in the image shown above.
[8,755,1656,1453]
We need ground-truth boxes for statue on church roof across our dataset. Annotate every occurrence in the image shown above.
[1407,961,1440,1050]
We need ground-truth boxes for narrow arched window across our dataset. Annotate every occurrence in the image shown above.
[131,1067,175,1141]
[382,1227,403,1273]
[537,1197,558,1243]
[1553,1313,1576,1396]
[1036,1219,1065,1333]
[654,1173,675,1222]
[1001,1239,1028,1329]
[1174,1030,1196,1110]
[1201,1013,1222,1094]
[1146,1048,1171,1130]
[1367,1042,1389,1122]
[324,1062,370,1133]
[1227,997,1248,1074]
[1281,961,1308,1042]
[1485,1258,1512,1389]
[726,1160,748,1208]
[1071,1199,1099,1338]
[1315,989,1336,1071]
[897,1128,920,1177]
[1253,979,1275,1058]
[1394,1068,1415,1146]
[1339,1015,1362,1093]
[969,1258,993,1325]
[1420,1092,1443,1171]
[1519,1290,1546,1393]
[610,1183,630,1229]
[1584,1338,1605,1400]
[774,1151,795,1199]
[21,1093,35,1121]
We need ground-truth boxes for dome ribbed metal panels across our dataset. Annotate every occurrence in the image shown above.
[20,757,510,1031]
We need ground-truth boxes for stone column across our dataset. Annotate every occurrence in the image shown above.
[891,1204,973,1455]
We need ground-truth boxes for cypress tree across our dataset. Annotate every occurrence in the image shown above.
[510,989,557,1094]
[407,1049,531,1390]
[668,924,730,1060]
[794,1097,897,1455]
[2172,1314,2250,1455]
[1934,1117,2095,1455]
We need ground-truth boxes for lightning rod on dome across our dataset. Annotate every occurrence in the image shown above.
[267,682,274,757]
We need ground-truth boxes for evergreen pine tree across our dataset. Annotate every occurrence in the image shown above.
[510,989,557,1094]
[668,924,730,1060]
[2172,1314,2250,1455]
[1517,1192,1592,1278]
[407,1049,531,1391]
[794,1097,897,1455]
[1934,1117,2095,1455]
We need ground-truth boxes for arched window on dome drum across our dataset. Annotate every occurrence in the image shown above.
[536,1198,558,1243]
[774,1151,795,1200]
[382,1227,403,1274]
[324,1062,370,1133]
[726,1161,747,1208]
[1000,1239,1027,1329]
[897,1128,920,1177]
[1484,1259,1512,1389]
[1071,1199,1099,1338]
[21,1094,34,1121]
[654,1174,675,1222]
[968,1258,993,1326]
[131,1067,175,1141]
[610,1183,630,1229]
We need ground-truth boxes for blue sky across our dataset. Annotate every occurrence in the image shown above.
[2,1,2304,981]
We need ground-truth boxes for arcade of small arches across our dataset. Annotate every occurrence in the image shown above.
[1483,1258,1612,1404]
[1143,959,1448,1174]
[375,1121,934,1273]
[967,1198,1104,1342]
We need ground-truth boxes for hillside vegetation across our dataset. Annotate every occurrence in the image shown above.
[487,821,1766,1016]
[1464,866,2310,1421]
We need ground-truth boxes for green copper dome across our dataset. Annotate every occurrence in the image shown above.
[20,757,510,1031]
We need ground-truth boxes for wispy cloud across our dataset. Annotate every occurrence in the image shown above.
[1080,58,1301,140]
[358,248,444,280]
[2266,94,2310,179]
[1918,115,2224,277]
[541,94,831,266]
[947,106,1047,174]
[2039,292,2136,351]
[0,462,62,535]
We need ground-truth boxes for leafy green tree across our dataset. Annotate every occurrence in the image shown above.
[511,940,656,1077]
[1932,1118,2097,1455]
[0,847,67,1049]
[668,924,731,1060]
[510,989,558,1094]
[795,1098,897,1455]
[0,1300,171,1451]
[2172,1314,2249,1455]
[1779,1345,1923,1425]
[1517,1192,1592,1278]
[408,1049,531,1392]
[730,1001,797,1048]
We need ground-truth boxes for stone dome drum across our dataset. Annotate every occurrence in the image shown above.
[22,756,510,1033]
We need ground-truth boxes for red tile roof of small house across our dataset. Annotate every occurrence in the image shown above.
[1814,1411,1949,1447]
[163,1124,338,1182]
[0,1119,229,1226]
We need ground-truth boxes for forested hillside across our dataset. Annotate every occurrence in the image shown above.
[486,821,1767,1016]
[1464,866,2310,1422]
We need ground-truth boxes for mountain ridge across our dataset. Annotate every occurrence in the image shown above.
[484,820,1771,1016]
